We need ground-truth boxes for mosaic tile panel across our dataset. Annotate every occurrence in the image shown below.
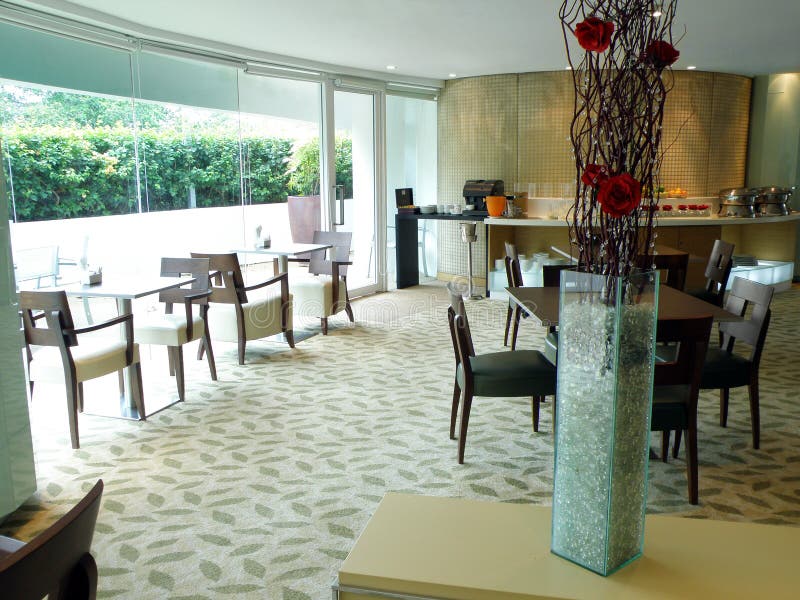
[437,71,752,278]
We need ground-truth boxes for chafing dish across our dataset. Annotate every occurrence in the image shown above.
[754,186,793,216]
[718,188,757,218]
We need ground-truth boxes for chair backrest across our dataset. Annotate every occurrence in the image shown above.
[0,480,103,600]
[158,257,211,307]
[190,252,247,305]
[19,290,78,348]
[14,246,60,288]
[653,316,713,393]
[309,231,352,277]
[447,286,474,359]
[641,252,689,291]
[704,239,735,300]
[504,242,518,260]
[542,264,576,287]
[719,277,773,364]
[504,255,523,288]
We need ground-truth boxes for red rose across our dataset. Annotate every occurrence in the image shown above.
[698,204,709,210]
[688,204,698,210]
[581,163,610,188]
[678,204,688,211]
[662,204,673,211]
[643,40,680,69]
[575,17,614,53]
[597,173,642,218]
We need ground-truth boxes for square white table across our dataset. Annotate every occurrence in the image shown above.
[233,242,333,273]
[60,275,196,419]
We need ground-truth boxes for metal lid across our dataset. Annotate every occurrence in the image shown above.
[755,186,793,195]
[719,188,757,204]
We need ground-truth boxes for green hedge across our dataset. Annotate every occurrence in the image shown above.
[2,126,352,222]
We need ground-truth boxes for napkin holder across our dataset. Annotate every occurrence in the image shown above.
[81,269,102,286]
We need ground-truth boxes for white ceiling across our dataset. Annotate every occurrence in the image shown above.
[14,0,800,81]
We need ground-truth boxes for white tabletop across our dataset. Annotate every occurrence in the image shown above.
[233,242,332,256]
[58,276,196,300]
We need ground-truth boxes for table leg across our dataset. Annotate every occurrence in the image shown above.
[278,255,289,273]
[116,298,140,418]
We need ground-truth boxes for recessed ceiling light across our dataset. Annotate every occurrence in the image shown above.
[687,65,697,70]
[386,65,397,71]
[565,66,572,70]
[652,10,663,17]
[449,73,457,78]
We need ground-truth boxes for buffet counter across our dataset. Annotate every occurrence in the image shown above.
[486,212,800,289]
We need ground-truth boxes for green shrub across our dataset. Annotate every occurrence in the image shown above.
[288,137,353,199]
[1,126,322,222]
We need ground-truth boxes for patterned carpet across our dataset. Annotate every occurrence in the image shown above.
[2,283,800,599]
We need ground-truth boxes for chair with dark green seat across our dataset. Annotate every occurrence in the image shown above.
[448,289,556,464]
[698,276,773,449]
[651,315,713,505]
[687,239,735,307]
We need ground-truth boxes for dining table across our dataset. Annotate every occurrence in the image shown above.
[233,242,333,273]
[59,275,196,420]
[506,283,741,327]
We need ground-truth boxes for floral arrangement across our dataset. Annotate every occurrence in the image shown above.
[560,0,680,279]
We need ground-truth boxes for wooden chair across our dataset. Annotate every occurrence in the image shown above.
[639,252,689,290]
[688,239,735,307]
[20,291,144,449]
[448,289,556,464]
[289,231,354,335]
[190,252,293,365]
[134,258,216,402]
[502,242,519,347]
[541,263,576,365]
[504,254,525,349]
[651,315,713,505]
[0,480,103,600]
[698,276,774,449]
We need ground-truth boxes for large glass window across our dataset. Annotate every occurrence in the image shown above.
[386,94,438,283]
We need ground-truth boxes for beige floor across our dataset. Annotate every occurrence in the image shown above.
[2,282,799,599]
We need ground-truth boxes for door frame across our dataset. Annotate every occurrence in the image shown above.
[321,77,386,296]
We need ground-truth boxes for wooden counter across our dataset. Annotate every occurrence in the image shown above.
[335,493,800,600]
[486,213,800,289]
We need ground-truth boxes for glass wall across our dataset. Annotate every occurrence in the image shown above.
[385,94,438,284]
[0,21,323,284]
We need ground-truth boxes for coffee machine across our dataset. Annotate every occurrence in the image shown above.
[463,180,504,214]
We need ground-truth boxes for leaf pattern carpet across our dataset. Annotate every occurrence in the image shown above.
[3,283,800,598]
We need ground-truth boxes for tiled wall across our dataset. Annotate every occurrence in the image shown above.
[437,70,752,281]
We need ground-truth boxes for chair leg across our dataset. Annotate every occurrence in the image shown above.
[237,337,246,365]
[673,429,682,459]
[132,363,146,420]
[686,426,699,505]
[284,329,296,348]
[77,382,84,413]
[118,371,124,397]
[503,306,512,346]
[197,340,206,361]
[321,317,328,335]
[661,431,670,462]
[66,380,80,449]
[345,300,354,323]
[748,377,760,449]
[202,333,217,381]
[171,347,185,403]
[450,380,460,440]
[531,396,540,433]
[719,388,730,427]
[511,306,521,351]
[457,388,473,464]
[167,345,176,376]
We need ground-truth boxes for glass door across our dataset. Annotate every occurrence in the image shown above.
[326,85,383,295]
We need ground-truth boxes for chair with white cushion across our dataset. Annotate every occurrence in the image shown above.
[290,231,354,335]
[134,257,215,402]
[20,291,144,449]
[190,252,293,365]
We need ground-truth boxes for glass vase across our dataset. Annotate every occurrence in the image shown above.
[551,269,659,576]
